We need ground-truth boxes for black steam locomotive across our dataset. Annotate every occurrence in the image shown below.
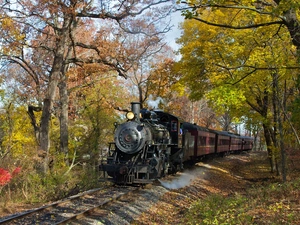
[100,102,253,185]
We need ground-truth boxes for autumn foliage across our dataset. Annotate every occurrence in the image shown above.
[0,167,21,186]
[0,168,11,186]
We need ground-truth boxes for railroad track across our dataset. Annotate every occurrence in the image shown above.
[0,185,140,225]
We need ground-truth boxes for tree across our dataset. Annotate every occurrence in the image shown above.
[175,3,299,180]
[0,0,173,172]
[0,102,37,159]
[179,1,300,50]
[117,31,175,108]
[66,66,129,167]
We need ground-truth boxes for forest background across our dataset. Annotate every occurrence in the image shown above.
[0,0,300,211]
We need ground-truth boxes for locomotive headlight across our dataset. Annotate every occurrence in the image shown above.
[126,111,135,120]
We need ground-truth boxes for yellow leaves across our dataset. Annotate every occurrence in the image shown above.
[1,17,13,30]
[172,82,186,97]
[0,16,25,55]
[176,1,299,119]
[1,17,23,39]
[277,0,300,13]
[0,106,37,158]
[297,8,300,20]
[248,47,268,64]
[268,201,290,213]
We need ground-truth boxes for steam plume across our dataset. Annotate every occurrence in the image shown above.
[158,172,195,189]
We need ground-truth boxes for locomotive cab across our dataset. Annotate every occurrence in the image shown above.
[154,111,185,172]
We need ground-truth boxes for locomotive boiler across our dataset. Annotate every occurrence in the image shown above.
[100,102,175,184]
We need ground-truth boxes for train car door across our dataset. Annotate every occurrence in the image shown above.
[182,122,197,161]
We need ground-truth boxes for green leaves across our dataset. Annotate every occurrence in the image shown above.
[206,85,246,115]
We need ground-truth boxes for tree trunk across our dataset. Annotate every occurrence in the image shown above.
[27,105,42,143]
[278,108,286,182]
[262,124,276,172]
[272,74,280,176]
[275,74,287,182]
[38,31,68,173]
[59,72,69,165]
[39,98,52,173]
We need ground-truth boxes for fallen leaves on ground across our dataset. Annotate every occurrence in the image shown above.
[133,150,300,224]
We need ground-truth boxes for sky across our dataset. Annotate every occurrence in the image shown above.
[165,10,184,51]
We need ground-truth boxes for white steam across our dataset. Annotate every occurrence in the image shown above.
[147,95,164,109]
[158,172,195,190]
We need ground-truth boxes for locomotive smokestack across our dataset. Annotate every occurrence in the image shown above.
[131,102,141,121]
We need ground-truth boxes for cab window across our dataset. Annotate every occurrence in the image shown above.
[171,121,177,132]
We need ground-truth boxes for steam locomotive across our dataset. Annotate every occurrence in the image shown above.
[100,102,253,185]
